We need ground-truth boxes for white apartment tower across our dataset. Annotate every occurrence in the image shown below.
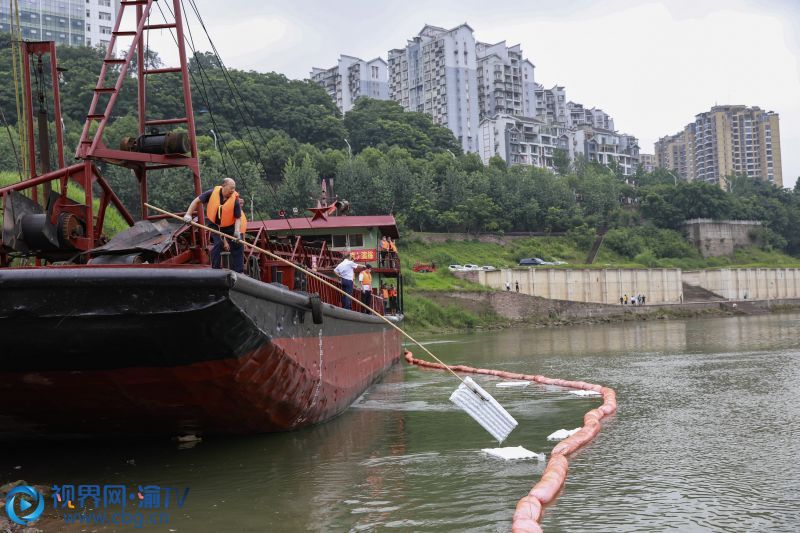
[388,24,480,153]
[534,84,567,125]
[311,55,389,114]
[475,41,536,119]
[567,101,615,131]
[0,0,119,49]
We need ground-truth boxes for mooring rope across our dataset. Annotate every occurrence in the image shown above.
[403,351,617,533]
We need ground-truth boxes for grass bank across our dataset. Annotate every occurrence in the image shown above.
[399,234,800,333]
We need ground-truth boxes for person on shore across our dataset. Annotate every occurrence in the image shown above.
[515,281,520,293]
[642,294,646,305]
[505,281,511,291]
[334,253,363,310]
[358,265,373,310]
[624,293,628,305]
[183,178,243,273]
[620,295,624,305]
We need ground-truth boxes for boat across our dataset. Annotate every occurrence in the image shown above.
[0,1,403,438]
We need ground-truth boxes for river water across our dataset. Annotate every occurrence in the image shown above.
[3,314,800,531]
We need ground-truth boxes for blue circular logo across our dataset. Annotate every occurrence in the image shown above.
[5,485,44,526]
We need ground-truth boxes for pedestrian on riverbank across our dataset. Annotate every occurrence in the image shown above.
[506,281,510,291]
[624,293,628,305]
[515,281,519,292]
[620,295,624,305]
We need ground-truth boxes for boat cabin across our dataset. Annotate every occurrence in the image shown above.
[244,215,403,315]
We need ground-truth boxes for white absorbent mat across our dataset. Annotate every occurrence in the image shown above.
[546,428,581,441]
[568,390,601,397]
[482,446,545,461]
[496,381,531,388]
[450,376,518,443]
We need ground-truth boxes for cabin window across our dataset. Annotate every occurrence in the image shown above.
[332,235,348,247]
[349,234,364,247]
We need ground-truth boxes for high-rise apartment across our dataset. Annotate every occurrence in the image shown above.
[478,114,559,169]
[0,0,119,49]
[534,84,567,126]
[655,105,781,187]
[311,55,389,114]
[474,41,536,119]
[388,24,480,153]
[567,101,615,131]
[654,126,694,182]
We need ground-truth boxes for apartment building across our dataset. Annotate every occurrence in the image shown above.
[654,126,695,182]
[534,84,567,126]
[639,153,656,173]
[568,127,640,176]
[0,0,119,49]
[388,24,480,153]
[656,105,781,187]
[478,114,560,169]
[311,55,389,114]
[474,41,536,119]
[566,101,615,131]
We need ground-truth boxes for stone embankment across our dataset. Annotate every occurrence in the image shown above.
[419,289,800,325]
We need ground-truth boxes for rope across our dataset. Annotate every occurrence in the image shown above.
[144,202,466,384]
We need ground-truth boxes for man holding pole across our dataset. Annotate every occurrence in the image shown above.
[183,178,244,273]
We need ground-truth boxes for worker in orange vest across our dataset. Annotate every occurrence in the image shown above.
[381,284,390,313]
[358,266,373,310]
[379,236,390,267]
[389,285,398,314]
[184,178,243,272]
[388,237,398,268]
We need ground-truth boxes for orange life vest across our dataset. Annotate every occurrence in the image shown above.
[206,186,239,227]
[360,270,372,287]
[240,211,247,232]
[389,241,398,252]
[380,239,390,251]
[381,288,389,299]
[389,287,397,297]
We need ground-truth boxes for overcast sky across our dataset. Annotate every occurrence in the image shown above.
[136,0,800,187]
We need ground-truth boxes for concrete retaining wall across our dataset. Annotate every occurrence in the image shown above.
[466,268,684,304]
[681,219,761,257]
[683,268,800,300]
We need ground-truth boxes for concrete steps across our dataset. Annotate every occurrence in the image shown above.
[682,282,726,302]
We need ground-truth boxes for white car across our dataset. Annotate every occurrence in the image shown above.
[463,264,481,271]
[481,265,497,271]
[448,264,465,271]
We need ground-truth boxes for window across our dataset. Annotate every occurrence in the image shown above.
[99,12,111,20]
[349,234,364,247]
[332,235,347,247]
[100,25,111,34]
[86,9,90,17]
[99,0,111,6]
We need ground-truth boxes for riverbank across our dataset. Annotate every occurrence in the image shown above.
[404,290,800,334]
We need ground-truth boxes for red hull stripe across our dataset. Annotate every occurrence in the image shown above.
[0,331,402,436]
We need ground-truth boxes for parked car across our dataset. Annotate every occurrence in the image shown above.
[448,264,465,271]
[481,265,497,271]
[519,257,545,266]
[463,264,481,271]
